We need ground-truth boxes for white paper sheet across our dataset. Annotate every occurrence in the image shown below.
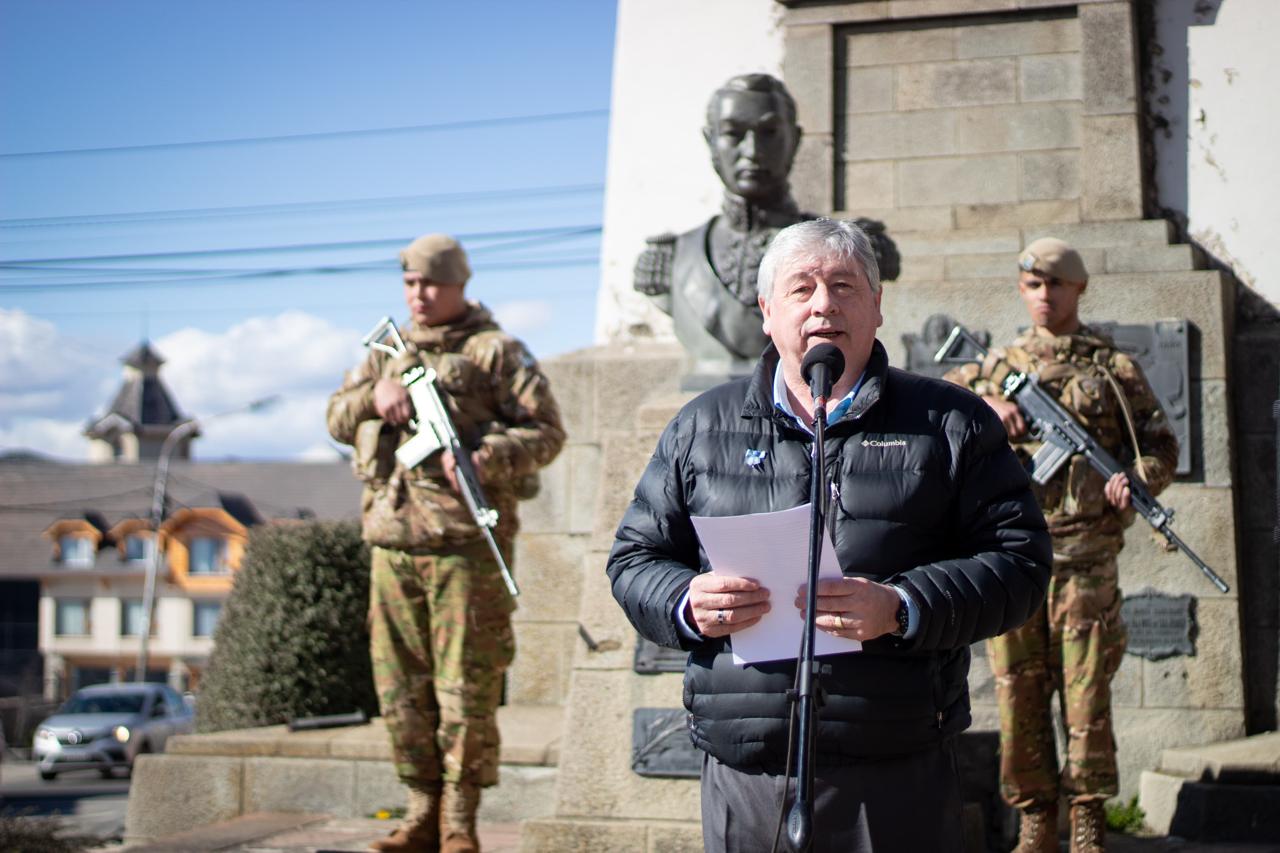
[690,503,862,665]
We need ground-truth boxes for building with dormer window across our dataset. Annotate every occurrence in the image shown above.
[0,342,359,699]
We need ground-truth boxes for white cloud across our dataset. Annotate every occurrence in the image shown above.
[188,391,336,461]
[492,300,554,336]
[0,311,368,461]
[0,309,113,420]
[155,311,364,416]
[298,441,347,462]
[0,417,91,461]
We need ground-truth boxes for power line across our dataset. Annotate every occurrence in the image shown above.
[17,284,598,319]
[0,225,601,278]
[0,224,601,266]
[0,256,600,293]
[0,182,604,229]
[0,108,610,159]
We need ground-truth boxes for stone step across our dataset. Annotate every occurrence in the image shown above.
[891,219,1176,260]
[898,242,1203,282]
[1158,730,1280,783]
[125,706,563,844]
[1138,732,1280,841]
[1140,770,1280,842]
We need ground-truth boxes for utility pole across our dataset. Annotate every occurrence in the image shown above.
[135,396,279,682]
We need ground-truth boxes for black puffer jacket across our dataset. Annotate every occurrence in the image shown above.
[608,341,1051,770]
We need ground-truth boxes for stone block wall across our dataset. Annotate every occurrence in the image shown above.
[784,1,1144,232]
[507,345,685,712]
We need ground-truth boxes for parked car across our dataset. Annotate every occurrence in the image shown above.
[32,682,194,780]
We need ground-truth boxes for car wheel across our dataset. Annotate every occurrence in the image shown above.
[40,770,57,781]
[99,767,115,779]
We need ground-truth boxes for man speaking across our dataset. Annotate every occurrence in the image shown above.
[607,219,1052,852]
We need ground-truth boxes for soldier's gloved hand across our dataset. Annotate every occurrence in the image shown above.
[374,379,412,425]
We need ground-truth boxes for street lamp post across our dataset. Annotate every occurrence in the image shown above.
[134,396,280,683]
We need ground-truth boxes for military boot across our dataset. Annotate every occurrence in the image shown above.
[368,782,441,852]
[1070,800,1106,853]
[1013,802,1059,853]
[440,781,482,853]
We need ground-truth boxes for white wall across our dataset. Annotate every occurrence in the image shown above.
[594,0,786,344]
[40,584,217,660]
[1150,0,1278,305]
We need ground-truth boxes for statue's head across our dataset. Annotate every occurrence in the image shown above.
[703,74,802,205]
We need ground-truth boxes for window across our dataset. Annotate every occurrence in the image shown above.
[54,599,91,635]
[124,534,154,563]
[59,536,95,568]
[120,599,154,637]
[189,537,227,575]
[192,601,222,637]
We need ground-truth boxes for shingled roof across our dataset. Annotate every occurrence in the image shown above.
[0,457,362,580]
[85,341,187,436]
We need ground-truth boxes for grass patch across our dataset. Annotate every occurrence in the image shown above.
[1105,795,1146,833]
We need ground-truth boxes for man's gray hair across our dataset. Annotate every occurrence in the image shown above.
[757,218,882,301]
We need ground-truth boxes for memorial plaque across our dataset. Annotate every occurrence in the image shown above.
[904,314,989,380]
[1092,320,1192,475]
[1122,589,1197,660]
[634,636,688,674]
[631,708,701,778]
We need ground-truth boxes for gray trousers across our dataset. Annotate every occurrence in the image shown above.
[700,744,964,853]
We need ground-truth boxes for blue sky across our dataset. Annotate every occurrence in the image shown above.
[0,0,616,460]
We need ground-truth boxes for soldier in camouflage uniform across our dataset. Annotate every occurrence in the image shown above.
[327,234,565,853]
[945,238,1178,853]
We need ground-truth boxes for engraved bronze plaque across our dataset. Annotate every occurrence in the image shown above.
[632,708,701,778]
[634,636,688,674]
[1122,589,1197,660]
[1092,320,1191,475]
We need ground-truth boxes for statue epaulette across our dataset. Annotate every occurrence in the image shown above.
[634,233,677,296]
[848,217,901,283]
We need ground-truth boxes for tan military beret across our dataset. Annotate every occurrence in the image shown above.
[399,234,471,285]
[1018,237,1088,283]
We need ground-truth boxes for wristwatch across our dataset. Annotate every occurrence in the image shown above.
[893,594,910,638]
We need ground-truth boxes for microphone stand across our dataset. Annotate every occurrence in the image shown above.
[786,391,829,852]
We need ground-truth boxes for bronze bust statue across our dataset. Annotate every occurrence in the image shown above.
[634,73,899,387]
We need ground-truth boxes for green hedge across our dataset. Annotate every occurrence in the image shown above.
[196,520,378,732]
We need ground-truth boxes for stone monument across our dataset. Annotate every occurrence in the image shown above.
[522,3,1248,850]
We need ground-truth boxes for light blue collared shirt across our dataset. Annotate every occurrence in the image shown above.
[674,362,919,642]
[770,361,864,433]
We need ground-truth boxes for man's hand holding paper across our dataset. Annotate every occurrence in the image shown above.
[690,503,864,664]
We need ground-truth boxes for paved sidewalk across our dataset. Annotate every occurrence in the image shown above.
[101,813,521,852]
[101,813,1280,853]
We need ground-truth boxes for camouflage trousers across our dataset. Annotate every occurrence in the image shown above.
[988,551,1127,807]
[369,540,516,788]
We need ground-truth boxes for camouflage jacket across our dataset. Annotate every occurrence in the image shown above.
[327,303,565,551]
[945,325,1178,555]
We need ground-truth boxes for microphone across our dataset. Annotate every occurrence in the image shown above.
[801,343,845,406]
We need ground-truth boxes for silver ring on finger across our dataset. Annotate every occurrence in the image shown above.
[716,609,726,625]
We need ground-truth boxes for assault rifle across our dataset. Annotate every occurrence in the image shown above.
[362,316,519,597]
[935,324,1229,593]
